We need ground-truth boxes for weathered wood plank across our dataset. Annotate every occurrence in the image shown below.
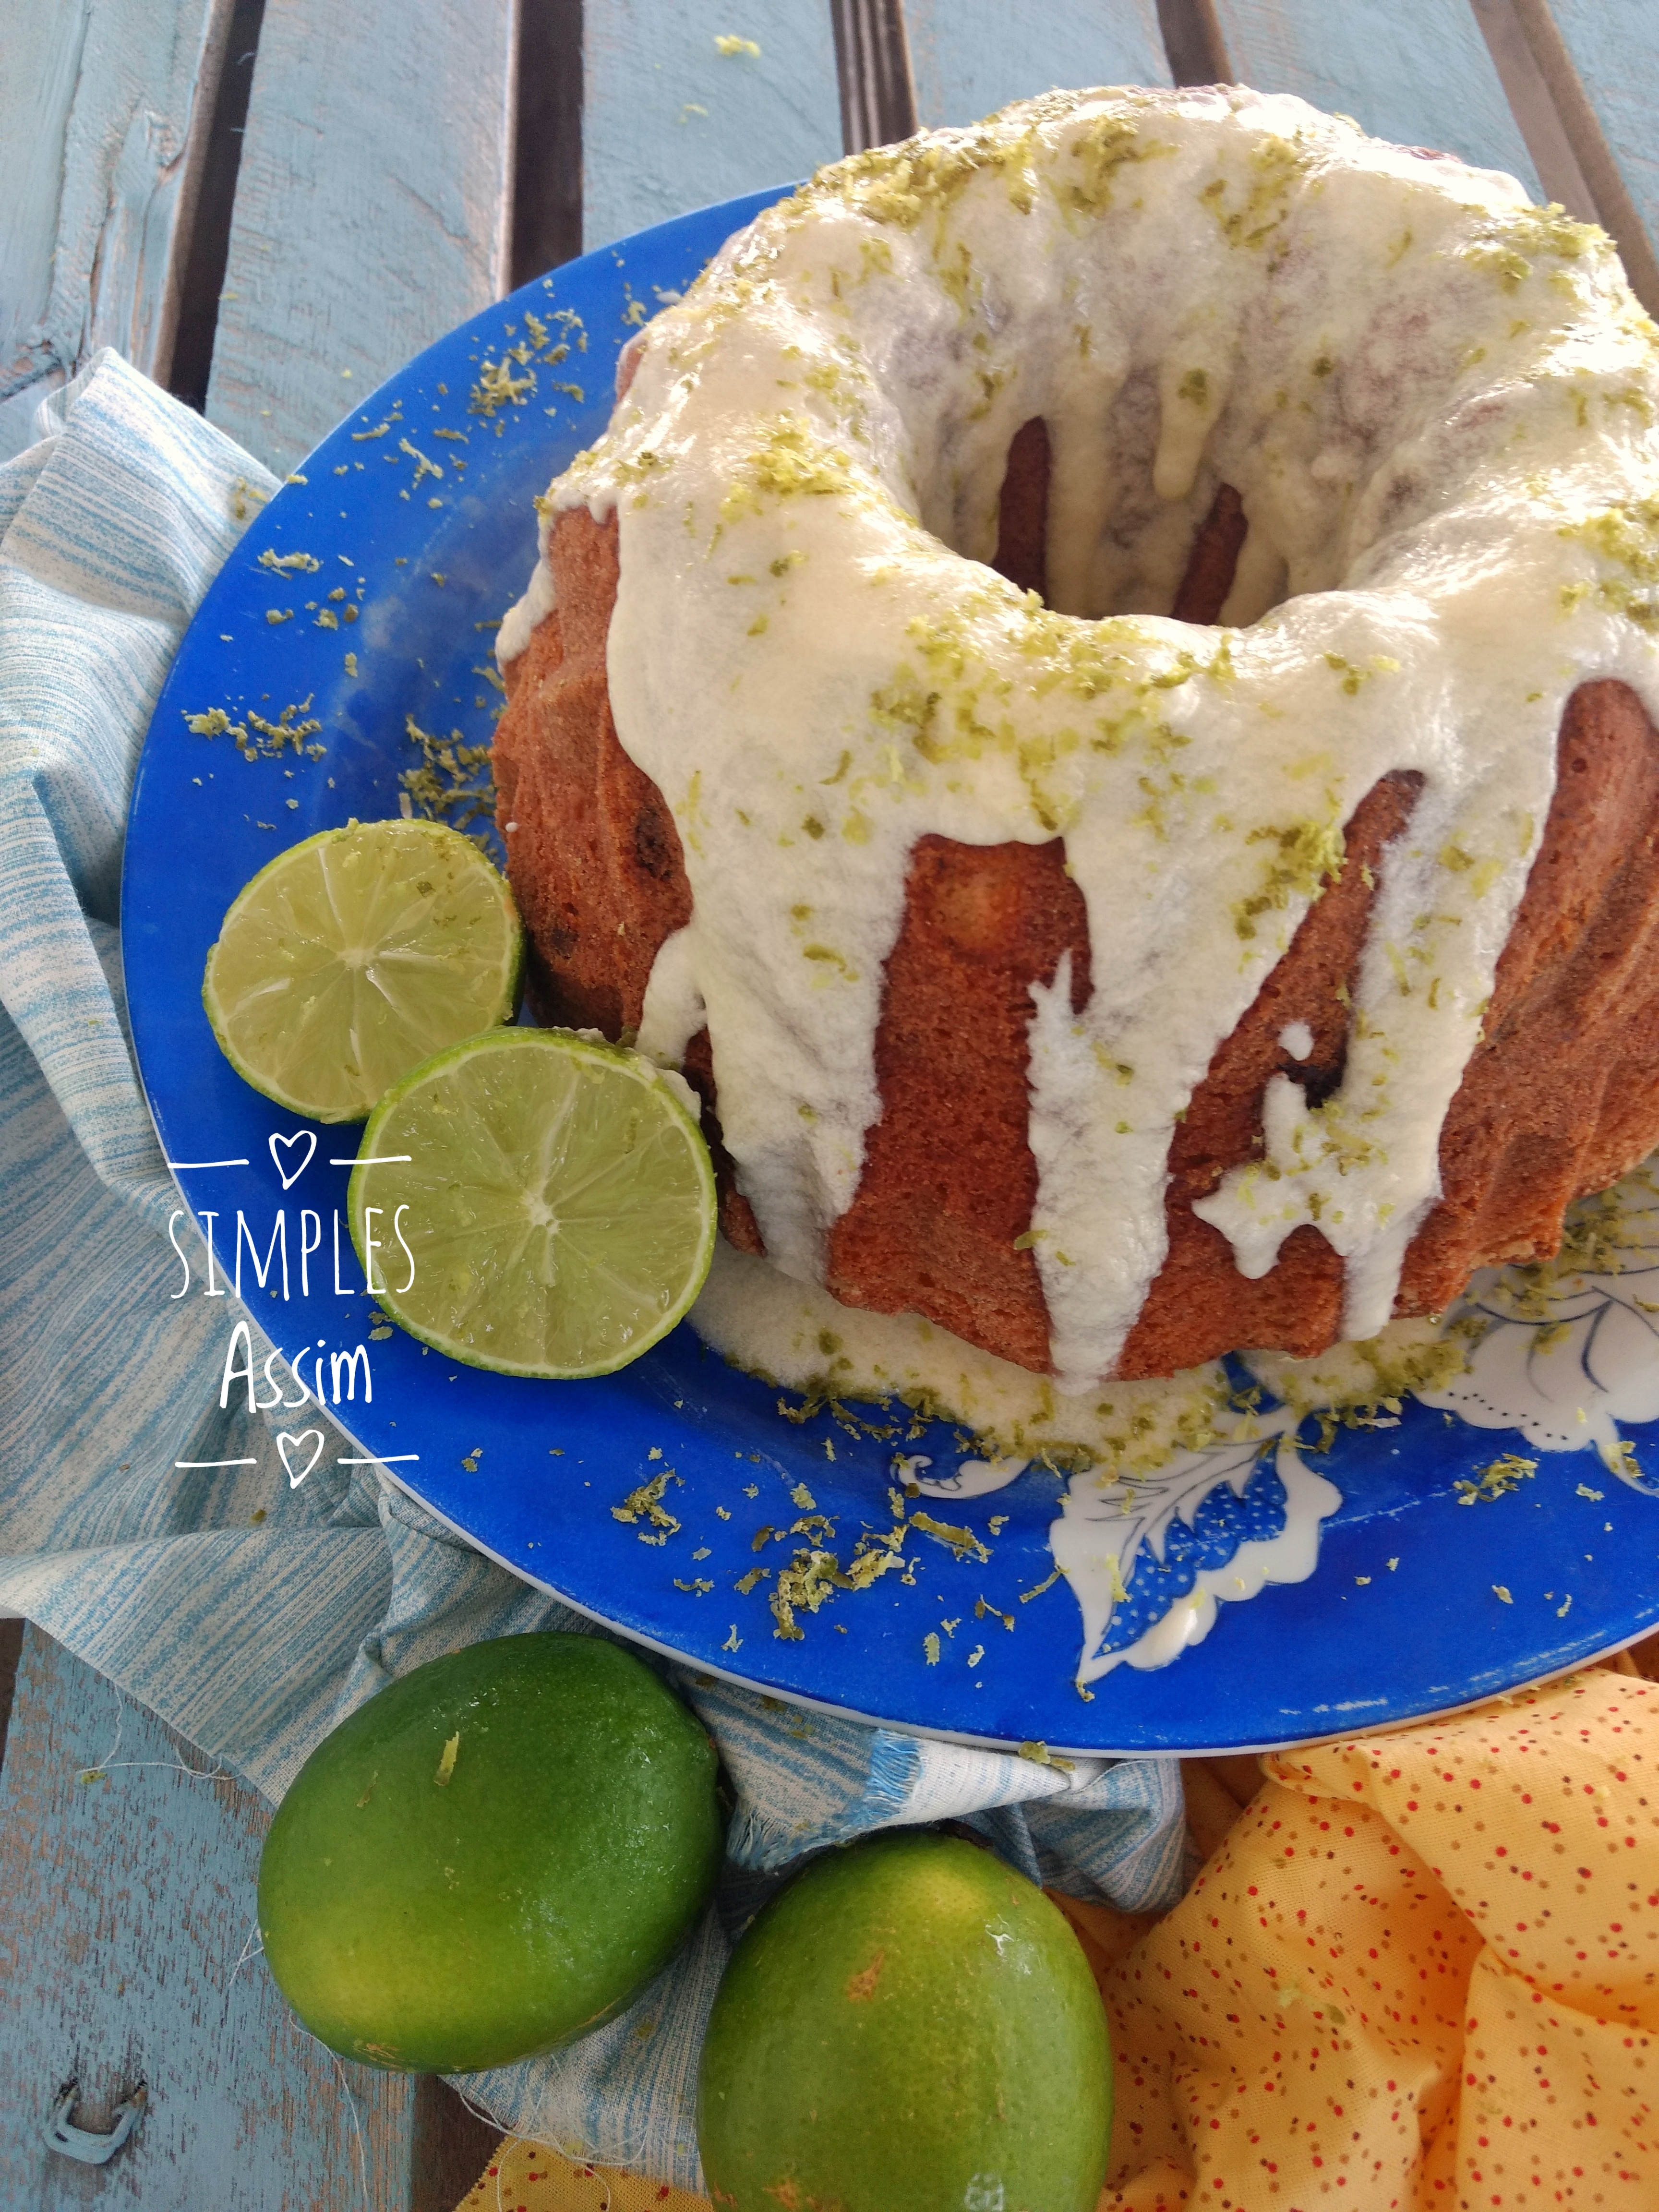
[1467,0,1598,222]
[0,0,230,457]
[1207,0,1542,192]
[0,1625,415,2208]
[204,0,517,478]
[582,0,842,252]
[1507,0,1659,315]
[906,0,1172,128]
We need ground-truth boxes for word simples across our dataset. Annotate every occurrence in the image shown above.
[167,1203,414,1302]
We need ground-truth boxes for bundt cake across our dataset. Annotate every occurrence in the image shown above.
[494,85,1659,1391]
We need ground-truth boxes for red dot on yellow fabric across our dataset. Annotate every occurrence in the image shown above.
[1092,1672,1659,2210]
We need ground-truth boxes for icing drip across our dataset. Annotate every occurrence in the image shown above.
[536,85,1659,1387]
[497,539,555,666]
[637,924,705,1066]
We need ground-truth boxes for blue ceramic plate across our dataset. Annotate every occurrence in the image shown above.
[124,190,1659,1753]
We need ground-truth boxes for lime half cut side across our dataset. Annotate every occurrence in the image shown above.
[349,1028,718,1379]
[203,818,522,1122]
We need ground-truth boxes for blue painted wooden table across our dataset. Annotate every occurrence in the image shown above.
[4,0,1659,2202]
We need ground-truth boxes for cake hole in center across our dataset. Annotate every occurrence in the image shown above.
[989,417,1288,628]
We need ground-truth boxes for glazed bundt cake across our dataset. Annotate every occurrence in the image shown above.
[495,86,1659,1390]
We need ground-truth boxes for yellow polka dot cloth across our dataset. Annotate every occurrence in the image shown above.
[1086,1667,1658,2208]
[456,1667,1658,2211]
[454,2142,709,2211]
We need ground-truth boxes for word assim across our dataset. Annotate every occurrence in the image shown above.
[218,1320,375,1412]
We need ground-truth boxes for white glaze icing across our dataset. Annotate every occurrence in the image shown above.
[691,1235,1235,1471]
[522,85,1659,1388]
[497,548,556,665]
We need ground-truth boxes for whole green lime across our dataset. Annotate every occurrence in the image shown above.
[697,1830,1112,2212]
[258,1634,722,2072]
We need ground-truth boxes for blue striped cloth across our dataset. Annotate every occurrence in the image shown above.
[0,352,1185,2186]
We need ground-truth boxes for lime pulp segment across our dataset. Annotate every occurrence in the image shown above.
[349,1027,718,1379]
[203,817,522,1122]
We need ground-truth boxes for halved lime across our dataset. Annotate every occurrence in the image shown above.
[203,818,522,1122]
[349,1027,717,1378]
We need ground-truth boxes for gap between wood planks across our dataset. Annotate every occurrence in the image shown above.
[167,0,267,412]
[512,0,584,289]
[162,0,589,403]
[832,0,917,152]
[831,0,1657,323]
[0,1617,23,1774]
[1469,0,1599,224]
[1157,0,1231,87]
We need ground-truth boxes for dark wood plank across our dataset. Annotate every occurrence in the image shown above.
[1157,0,1231,85]
[833,0,917,150]
[167,0,268,413]
[0,1618,22,1775]
[410,2079,504,2212]
[512,0,584,286]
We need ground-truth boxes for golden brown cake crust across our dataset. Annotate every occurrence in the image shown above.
[1395,677,1659,1313]
[826,836,1091,1371]
[495,495,1659,1381]
[498,508,689,1040]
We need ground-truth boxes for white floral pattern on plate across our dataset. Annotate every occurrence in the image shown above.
[1051,1419,1342,1683]
[1050,1162,1659,1682]
[1417,1168,1659,1490]
[894,1452,1031,1501]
